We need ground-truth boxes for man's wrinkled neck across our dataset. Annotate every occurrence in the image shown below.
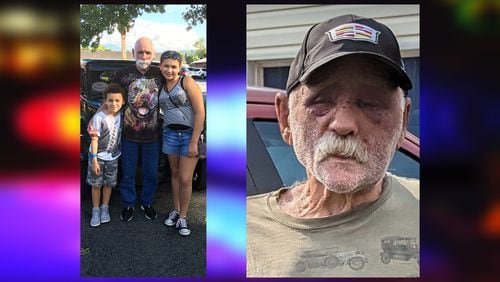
[277,173,383,218]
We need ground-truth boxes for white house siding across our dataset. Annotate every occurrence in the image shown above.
[247,4,420,86]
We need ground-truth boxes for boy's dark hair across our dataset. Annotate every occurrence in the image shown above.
[103,83,125,100]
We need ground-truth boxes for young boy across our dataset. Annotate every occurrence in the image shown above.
[86,83,125,227]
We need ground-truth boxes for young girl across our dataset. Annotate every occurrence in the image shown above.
[159,50,205,236]
[86,83,125,227]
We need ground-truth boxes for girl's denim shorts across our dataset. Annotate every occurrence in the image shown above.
[162,127,193,157]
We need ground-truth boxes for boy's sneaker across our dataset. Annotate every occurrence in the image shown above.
[176,217,191,236]
[100,204,110,223]
[164,210,179,226]
[140,204,157,220]
[120,207,134,222]
[90,207,101,227]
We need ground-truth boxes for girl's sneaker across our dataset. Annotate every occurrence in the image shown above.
[176,217,191,236]
[164,210,179,226]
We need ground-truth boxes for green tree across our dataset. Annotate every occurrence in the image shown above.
[80,4,165,59]
[184,52,199,65]
[193,37,206,60]
[182,5,206,31]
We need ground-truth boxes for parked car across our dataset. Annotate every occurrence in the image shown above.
[80,59,206,198]
[187,67,206,79]
[294,247,368,272]
[380,236,419,264]
[199,68,206,78]
[246,86,420,196]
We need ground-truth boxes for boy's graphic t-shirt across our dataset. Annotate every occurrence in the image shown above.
[88,111,121,161]
[112,65,162,142]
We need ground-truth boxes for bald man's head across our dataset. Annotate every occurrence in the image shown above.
[133,37,155,72]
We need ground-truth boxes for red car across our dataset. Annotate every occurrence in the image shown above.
[247,86,420,196]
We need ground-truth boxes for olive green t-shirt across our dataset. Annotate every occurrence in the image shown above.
[246,174,419,278]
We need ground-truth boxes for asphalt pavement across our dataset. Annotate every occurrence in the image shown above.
[80,178,206,277]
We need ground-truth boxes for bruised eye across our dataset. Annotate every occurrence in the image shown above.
[305,95,333,117]
[309,103,330,116]
[356,99,377,109]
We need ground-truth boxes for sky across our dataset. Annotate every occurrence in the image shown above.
[98,4,206,53]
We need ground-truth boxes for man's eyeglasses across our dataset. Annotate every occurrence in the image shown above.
[161,51,182,61]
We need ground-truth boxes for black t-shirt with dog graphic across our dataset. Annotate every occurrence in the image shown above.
[112,65,162,142]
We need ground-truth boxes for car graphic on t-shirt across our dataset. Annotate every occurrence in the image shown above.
[294,247,368,272]
[380,236,419,264]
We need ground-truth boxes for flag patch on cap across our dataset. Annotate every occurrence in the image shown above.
[325,23,381,44]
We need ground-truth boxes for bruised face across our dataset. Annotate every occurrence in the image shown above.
[287,56,408,193]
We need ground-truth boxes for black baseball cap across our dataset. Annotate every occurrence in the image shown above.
[286,14,413,94]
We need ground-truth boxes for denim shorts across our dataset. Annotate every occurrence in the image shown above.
[162,127,193,157]
[86,157,119,187]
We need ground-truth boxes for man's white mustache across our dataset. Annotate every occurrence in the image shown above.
[136,60,151,69]
[315,132,368,163]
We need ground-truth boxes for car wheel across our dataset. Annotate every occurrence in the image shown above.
[193,158,206,190]
[381,252,391,264]
[324,256,339,268]
[348,257,365,270]
[294,261,306,272]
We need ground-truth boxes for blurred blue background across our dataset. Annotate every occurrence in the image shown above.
[0,1,499,281]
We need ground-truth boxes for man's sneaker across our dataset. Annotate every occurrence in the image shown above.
[164,210,179,226]
[176,217,191,236]
[140,204,157,220]
[100,204,110,223]
[120,207,134,222]
[90,207,100,227]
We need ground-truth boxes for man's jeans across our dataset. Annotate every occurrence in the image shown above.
[120,138,160,207]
